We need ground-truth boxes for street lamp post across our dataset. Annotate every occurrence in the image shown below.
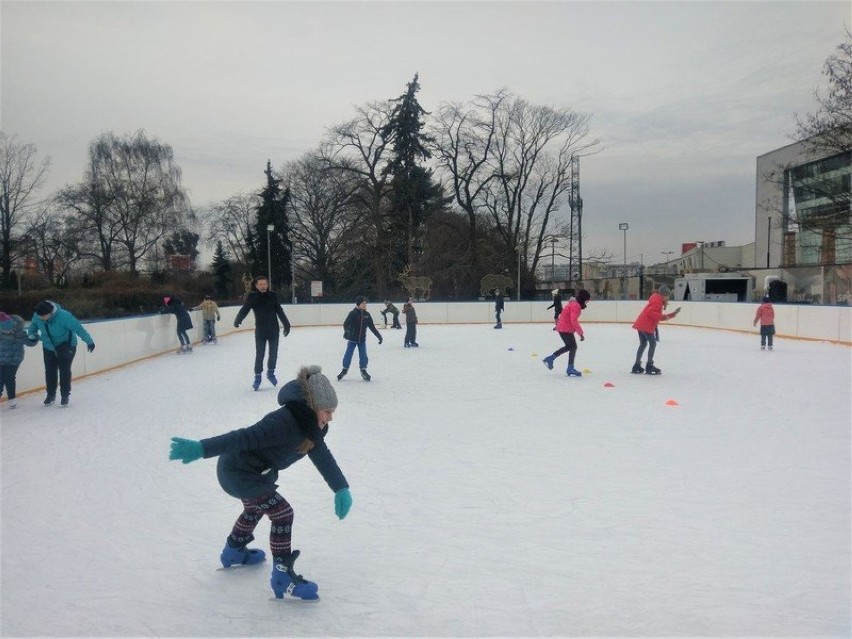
[662,250,674,275]
[618,223,629,266]
[550,236,557,286]
[290,243,296,304]
[266,224,274,290]
[618,223,629,300]
[766,216,771,268]
[516,244,522,302]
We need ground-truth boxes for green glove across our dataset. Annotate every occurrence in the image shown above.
[169,437,203,464]
[334,488,352,520]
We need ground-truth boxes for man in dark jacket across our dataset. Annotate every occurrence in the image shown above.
[234,276,292,390]
[338,296,382,381]
[494,289,505,329]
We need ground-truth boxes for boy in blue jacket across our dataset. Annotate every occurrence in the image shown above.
[27,300,95,407]
[169,365,352,601]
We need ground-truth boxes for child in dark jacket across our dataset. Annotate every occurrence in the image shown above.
[161,296,194,354]
[338,296,382,381]
[169,365,352,601]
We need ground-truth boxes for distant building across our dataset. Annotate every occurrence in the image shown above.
[756,140,851,267]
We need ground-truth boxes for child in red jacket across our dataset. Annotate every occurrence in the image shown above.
[753,295,776,350]
[631,286,680,375]
[542,289,590,377]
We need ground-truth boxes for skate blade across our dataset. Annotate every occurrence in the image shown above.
[216,562,265,571]
[269,594,320,603]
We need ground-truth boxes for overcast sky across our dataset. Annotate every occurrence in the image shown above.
[1,0,849,266]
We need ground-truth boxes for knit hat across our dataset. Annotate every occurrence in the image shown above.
[576,289,591,309]
[0,311,10,322]
[34,301,54,317]
[658,285,671,297]
[551,289,559,296]
[163,296,172,306]
[355,295,366,306]
[298,365,338,412]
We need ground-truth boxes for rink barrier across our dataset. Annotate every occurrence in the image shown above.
[4,301,850,400]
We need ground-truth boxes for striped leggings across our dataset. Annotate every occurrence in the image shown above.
[227,491,294,558]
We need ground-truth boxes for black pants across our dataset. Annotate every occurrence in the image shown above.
[551,332,578,367]
[254,330,279,375]
[382,311,401,328]
[44,345,76,398]
[1,363,21,400]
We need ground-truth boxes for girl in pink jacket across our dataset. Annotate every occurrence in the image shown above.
[542,289,590,377]
[753,295,776,350]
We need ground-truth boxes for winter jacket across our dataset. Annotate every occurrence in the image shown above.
[632,293,677,334]
[495,294,505,312]
[234,290,291,336]
[402,302,417,325]
[161,297,193,331]
[27,302,94,353]
[546,294,563,317]
[0,314,28,366]
[193,299,221,322]
[343,307,382,343]
[200,378,348,500]
[556,299,584,337]
[753,303,775,326]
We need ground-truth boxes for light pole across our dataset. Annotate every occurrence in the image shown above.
[662,250,674,275]
[266,224,274,290]
[290,242,296,304]
[550,236,558,286]
[766,216,771,268]
[516,243,522,302]
[618,223,629,300]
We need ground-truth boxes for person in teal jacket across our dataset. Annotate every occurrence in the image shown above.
[27,300,95,407]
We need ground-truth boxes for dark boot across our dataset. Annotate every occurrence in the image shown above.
[360,369,371,381]
[631,363,644,374]
[645,363,662,375]
[336,368,348,381]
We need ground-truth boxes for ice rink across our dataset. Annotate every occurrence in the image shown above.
[1,322,850,637]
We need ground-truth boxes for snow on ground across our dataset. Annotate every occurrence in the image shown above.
[1,322,850,637]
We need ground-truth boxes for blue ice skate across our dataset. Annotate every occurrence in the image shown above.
[566,367,582,377]
[220,540,266,568]
[271,550,319,601]
[252,374,262,390]
[542,356,554,370]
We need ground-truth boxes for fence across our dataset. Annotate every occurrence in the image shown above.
[7,301,850,397]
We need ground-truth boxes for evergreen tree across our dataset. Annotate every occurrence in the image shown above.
[211,240,233,298]
[162,229,200,266]
[381,74,446,272]
[253,160,292,291]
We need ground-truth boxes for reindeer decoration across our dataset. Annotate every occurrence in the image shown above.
[397,265,433,300]
[480,274,514,298]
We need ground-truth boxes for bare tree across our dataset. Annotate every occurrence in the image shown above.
[432,90,600,294]
[24,207,79,287]
[204,192,259,267]
[321,102,395,295]
[431,91,507,289]
[0,133,50,287]
[56,146,124,271]
[92,130,191,274]
[796,30,852,156]
[281,150,364,295]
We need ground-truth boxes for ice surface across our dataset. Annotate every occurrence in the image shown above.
[1,324,850,636]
